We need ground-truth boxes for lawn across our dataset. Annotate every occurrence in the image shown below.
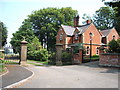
[27,60,49,66]
[0,60,5,72]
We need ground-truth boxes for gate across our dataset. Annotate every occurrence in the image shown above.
[4,54,20,64]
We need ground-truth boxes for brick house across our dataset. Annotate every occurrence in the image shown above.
[56,16,119,56]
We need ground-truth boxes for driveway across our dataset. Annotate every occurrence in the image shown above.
[0,65,33,89]
[16,61,119,88]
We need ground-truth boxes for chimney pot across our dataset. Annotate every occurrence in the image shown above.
[86,20,92,24]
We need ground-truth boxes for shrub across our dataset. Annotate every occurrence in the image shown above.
[27,37,49,61]
[62,52,72,65]
[108,39,119,53]
[92,55,99,58]
[27,49,49,61]
[48,52,56,65]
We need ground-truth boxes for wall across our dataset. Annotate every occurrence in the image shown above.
[107,28,120,43]
[84,44,100,55]
[83,23,101,56]
[99,53,120,67]
[56,27,67,49]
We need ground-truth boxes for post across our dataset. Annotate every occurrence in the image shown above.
[20,40,28,65]
[56,44,63,66]
[89,32,92,62]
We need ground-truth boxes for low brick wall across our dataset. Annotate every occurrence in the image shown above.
[99,53,120,67]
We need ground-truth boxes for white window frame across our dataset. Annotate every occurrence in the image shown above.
[60,34,63,41]
[75,33,78,40]
[96,47,99,55]
[86,46,89,55]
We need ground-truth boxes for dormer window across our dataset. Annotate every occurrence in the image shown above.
[75,33,78,40]
[60,34,63,41]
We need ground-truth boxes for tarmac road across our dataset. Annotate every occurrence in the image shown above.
[16,61,119,88]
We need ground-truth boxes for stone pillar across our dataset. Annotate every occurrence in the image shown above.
[56,44,63,66]
[20,40,28,65]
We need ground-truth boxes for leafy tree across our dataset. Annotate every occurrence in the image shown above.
[10,20,35,54]
[27,37,49,61]
[108,39,119,53]
[93,7,115,30]
[27,37,42,51]
[105,1,120,33]
[27,7,78,51]
[82,13,92,24]
[0,21,8,47]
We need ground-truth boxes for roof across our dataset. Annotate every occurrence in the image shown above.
[61,25,75,36]
[100,29,112,37]
[61,24,91,36]
[77,24,91,34]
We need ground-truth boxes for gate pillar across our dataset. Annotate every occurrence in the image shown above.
[20,39,28,65]
[56,44,63,66]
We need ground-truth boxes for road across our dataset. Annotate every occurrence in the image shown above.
[16,61,119,88]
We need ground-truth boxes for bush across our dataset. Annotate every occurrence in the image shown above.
[27,49,49,61]
[62,52,72,65]
[48,52,56,65]
[92,55,99,58]
[108,39,119,53]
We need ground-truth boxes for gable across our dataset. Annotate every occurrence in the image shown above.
[84,23,101,36]
[107,28,120,42]
[83,23,102,44]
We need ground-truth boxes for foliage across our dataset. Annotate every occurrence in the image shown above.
[27,37,49,61]
[108,39,120,53]
[62,52,72,65]
[82,13,92,24]
[26,7,78,51]
[92,55,99,58]
[93,7,116,30]
[105,1,120,33]
[10,20,35,54]
[0,21,8,47]
[48,52,56,65]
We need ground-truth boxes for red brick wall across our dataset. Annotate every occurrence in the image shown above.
[84,44,100,55]
[83,23,101,44]
[73,50,82,64]
[99,53,120,67]
[56,27,67,49]
[83,24,101,55]
[107,28,120,43]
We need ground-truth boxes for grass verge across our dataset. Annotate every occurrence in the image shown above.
[27,60,48,66]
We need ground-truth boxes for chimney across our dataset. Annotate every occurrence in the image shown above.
[74,15,79,27]
[86,20,92,24]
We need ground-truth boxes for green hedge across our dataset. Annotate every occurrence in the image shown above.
[27,49,49,61]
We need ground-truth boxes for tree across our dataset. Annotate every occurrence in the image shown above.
[27,37,49,61]
[93,7,115,30]
[0,21,8,48]
[105,1,120,33]
[27,7,78,51]
[10,20,35,54]
[82,13,92,24]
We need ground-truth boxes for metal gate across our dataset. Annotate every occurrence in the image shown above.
[4,54,20,64]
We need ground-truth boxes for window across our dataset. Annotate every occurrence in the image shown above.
[96,47,99,55]
[113,35,115,39]
[60,34,63,41]
[86,46,89,55]
[75,33,78,40]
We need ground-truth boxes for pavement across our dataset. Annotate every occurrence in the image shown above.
[15,61,119,88]
[0,65,33,89]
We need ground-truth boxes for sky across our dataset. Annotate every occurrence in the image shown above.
[0,0,106,46]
